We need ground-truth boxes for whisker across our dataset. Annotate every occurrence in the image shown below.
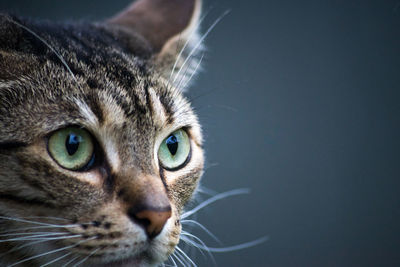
[180,235,207,259]
[169,11,210,82]
[6,17,79,84]
[0,232,67,237]
[169,255,178,267]
[180,232,216,265]
[196,185,218,196]
[0,234,81,243]
[203,162,220,172]
[168,33,189,84]
[175,246,197,267]
[0,224,82,235]
[179,52,204,90]
[39,251,72,267]
[171,252,186,267]
[17,216,70,222]
[185,87,222,111]
[181,236,268,253]
[0,239,50,258]
[173,10,230,84]
[62,255,80,267]
[0,215,77,227]
[180,238,214,267]
[180,231,208,250]
[182,188,250,219]
[72,247,100,267]
[169,51,205,115]
[0,232,72,241]
[181,220,220,244]
[175,59,193,91]
[8,237,96,267]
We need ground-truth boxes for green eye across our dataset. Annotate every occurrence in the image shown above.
[48,127,94,171]
[158,129,191,170]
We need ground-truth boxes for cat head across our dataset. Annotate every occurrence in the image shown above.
[0,0,204,265]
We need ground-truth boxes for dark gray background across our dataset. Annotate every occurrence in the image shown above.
[1,0,400,266]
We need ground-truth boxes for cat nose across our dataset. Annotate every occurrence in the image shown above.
[129,206,171,238]
[119,173,172,238]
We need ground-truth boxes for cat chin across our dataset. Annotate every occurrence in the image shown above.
[67,242,169,267]
[93,257,147,267]
[79,236,172,267]
[88,250,163,267]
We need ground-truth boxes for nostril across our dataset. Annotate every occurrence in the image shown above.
[128,207,172,239]
[134,216,151,228]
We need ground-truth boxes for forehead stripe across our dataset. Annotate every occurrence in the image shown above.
[74,98,98,126]
[85,94,105,125]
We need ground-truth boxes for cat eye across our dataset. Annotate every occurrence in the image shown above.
[158,129,191,170]
[47,127,95,171]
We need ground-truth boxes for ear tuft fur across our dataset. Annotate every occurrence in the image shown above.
[108,0,203,91]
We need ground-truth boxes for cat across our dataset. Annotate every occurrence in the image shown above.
[0,0,209,266]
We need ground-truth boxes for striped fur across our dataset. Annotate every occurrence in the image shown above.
[0,0,204,266]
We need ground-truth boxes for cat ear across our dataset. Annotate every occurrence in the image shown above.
[108,0,202,90]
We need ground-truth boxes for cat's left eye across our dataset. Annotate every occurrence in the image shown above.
[47,127,95,171]
[158,129,191,171]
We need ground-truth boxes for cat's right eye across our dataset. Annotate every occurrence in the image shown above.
[47,127,95,171]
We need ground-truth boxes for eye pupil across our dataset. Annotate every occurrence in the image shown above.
[65,133,80,156]
[166,135,178,156]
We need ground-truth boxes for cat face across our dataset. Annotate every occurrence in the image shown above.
[0,0,204,266]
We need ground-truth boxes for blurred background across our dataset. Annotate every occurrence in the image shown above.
[1,0,400,266]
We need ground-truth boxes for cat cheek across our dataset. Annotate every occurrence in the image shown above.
[74,169,104,186]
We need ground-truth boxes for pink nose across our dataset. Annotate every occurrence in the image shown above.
[129,207,172,238]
